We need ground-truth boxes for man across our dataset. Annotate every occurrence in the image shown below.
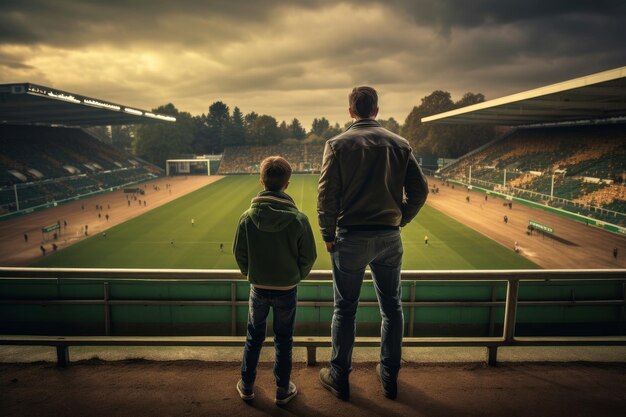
[317,86,428,400]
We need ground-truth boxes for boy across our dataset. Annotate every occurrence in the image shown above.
[233,156,317,405]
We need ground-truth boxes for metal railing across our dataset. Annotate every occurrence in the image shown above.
[1,267,625,366]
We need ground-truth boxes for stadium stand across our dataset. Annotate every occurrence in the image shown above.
[440,123,626,225]
[218,144,324,174]
[0,125,160,214]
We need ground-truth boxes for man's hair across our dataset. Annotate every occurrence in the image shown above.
[260,156,292,191]
[349,86,378,118]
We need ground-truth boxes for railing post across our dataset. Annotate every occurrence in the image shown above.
[503,279,520,342]
[231,282,237,336]
[488,285,497,337]
[306,346,316,366]
[104,282,111,336]
[56,345,69,368]
[408,282,416,337]
[486,346,498,366]
[619,283,626,334]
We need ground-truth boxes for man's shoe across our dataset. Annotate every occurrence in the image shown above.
[275,381,298,405]
[376,363,397,399]
[319,367,349,401]
[236,379,254,401]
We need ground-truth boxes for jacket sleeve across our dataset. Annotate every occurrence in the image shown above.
[400,150,429,227]
[298,214,318,279]
[233,215,248,276]
[317,142,341,242]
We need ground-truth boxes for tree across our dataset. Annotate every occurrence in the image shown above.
[288,118,306,140]
[401,90,494,158]
[323,122,342,139]
[377,117,400,134]
[134,103,194,167]
[278,120,289,141]
[401,90,455,156]
[244,112,258,129]
[191,114,210,154]
[248,115,280,145]
[311,117,330,137]
[206,101,230,152]
[456,92,485,108]
[225,106,246,146]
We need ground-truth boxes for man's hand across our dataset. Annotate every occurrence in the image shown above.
[325,241,335,253]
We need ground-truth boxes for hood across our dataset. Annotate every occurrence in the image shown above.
[248,191,299,232]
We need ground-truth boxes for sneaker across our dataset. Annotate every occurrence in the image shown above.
[236,379,254,401]
[318,367,349,401]
[275,381,298,405]
[376,363,397,400]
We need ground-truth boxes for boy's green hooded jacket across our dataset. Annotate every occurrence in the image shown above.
[233,190,317,289]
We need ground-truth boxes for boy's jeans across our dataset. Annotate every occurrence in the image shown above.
[241,286,297,389]
[330,228,403,385]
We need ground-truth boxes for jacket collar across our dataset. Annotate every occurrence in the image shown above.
[347,118,381,130]
[251,190,297,208]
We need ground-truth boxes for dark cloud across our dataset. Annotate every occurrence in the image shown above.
[381,0,626,30]
[0,1,624,126]
[0,0,328,46]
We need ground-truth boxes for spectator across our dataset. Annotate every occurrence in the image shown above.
[233,156,316,404]
[317,86,428,401]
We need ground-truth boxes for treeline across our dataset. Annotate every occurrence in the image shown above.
[125,90,494,167]
[401,90,495,158]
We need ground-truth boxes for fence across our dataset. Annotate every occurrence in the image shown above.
[1,267,625,366]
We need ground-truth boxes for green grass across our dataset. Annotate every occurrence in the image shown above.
[33,175,538,270]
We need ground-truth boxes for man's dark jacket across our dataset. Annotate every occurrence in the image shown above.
[317,118,429,242]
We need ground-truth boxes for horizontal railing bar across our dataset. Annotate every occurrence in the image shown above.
[0,267,624,281]
[1,299,623,307]
[2,335,625,348]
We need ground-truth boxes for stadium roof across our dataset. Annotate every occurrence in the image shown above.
[422,66,626,126]
[0,83,176,126]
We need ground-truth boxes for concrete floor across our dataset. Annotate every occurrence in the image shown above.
[2,360,626,417]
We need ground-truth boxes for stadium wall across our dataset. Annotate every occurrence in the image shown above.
[1,278,624,337]
[0,175,157,222]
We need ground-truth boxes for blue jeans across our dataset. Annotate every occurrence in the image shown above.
[330,228,403,384]
[241,286,297,389]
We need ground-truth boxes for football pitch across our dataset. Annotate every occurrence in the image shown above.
[32,175,538,270]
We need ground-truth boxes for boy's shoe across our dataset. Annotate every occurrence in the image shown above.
[236,379,254,401]
[376,363,397,400]
[275,381,298,405]
[319,367,349,401]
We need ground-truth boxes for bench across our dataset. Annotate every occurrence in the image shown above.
[3,335,626,368]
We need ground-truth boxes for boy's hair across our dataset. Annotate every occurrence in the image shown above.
[349,86,378,118]
[260,156,292,191]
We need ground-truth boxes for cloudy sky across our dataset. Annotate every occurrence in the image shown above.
[1,0,625,127]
